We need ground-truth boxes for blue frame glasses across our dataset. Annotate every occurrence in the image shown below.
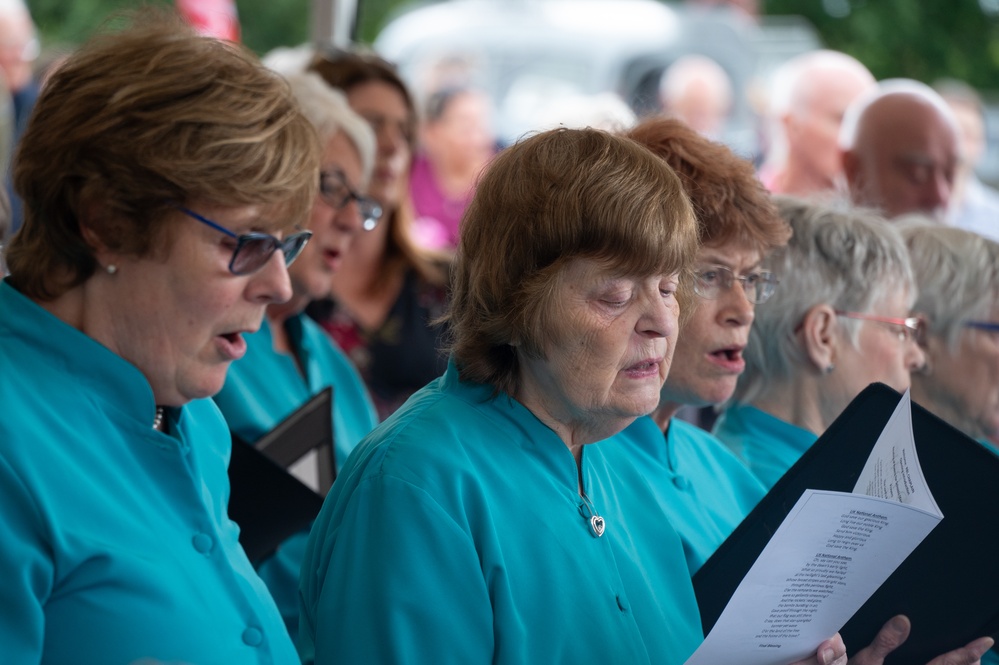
[177,207,312,276]
[835,310,927,343]
[693,265,780,304]
[964,321,999,333]
[320,169,383,231]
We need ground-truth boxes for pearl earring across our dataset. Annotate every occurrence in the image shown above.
[105,264,118,275]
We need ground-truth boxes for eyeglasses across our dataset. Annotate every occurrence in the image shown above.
[693,265,779,304]
[177,207,312,276]
[835,310,927,343]
[964,321,999,334]
[320,170,383,231]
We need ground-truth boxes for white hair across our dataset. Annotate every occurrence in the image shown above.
[769,50,872,118]
[262,44,315,77]
[286,72,376,186]
[763,50,873,169]
[897,217,999,351]
[733,196,915,405]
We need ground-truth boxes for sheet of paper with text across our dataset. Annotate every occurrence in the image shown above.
[684,391,943,665]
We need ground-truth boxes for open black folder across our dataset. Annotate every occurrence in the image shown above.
[227,387,334,564]
[693,383,999,663]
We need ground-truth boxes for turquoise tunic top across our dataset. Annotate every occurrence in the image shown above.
[712,403,818,491]
[215,312,378,469]
[299,361,704,665]
[214,312,379,645]
[604,416,766,574]
[0,280,297,665]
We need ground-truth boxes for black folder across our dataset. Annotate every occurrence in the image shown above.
[693,383,999,663]
[227,387,335,563]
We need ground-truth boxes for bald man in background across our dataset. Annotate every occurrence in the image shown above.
[659,54,734,140]
[760,50,874,200]
[839,79,960,221]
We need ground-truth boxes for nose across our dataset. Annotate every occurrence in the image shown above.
[376,121,407,158]
[247,250,294,305]
[720,280,756,327]
[334,198,364,235]
[637,288,677,340]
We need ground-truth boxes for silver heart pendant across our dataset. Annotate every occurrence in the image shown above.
[590,515,605,538]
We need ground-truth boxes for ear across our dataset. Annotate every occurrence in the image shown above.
[798,304,838,374]
[77,199,116,269]
[840,148,861,191]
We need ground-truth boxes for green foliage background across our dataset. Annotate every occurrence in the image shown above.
[765,0,999,92]
[24,0,999,93]
[26,0,402,56]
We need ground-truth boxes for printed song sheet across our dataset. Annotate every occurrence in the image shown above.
[684,391,943,665]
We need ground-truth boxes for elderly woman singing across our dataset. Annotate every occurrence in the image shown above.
[298,128,848,665]
[0,11,318,664]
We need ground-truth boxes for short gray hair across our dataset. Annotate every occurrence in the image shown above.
[897,218,999,351]
[733,196,916,404]
[286,72,376,186]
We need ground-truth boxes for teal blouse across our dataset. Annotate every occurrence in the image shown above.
[712,403,818,491]
[299,361,704,665]
[214,312,379,645]
[0,280,298,664]
[214,312,378,469]
[604,416,766,574]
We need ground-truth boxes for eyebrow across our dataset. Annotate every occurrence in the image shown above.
[697,255,761,271]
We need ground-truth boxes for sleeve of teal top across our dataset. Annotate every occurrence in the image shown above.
[305,474,493,664]
[0,453,51,661]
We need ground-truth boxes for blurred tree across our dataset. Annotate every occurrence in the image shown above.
[763,0,999,90]
[26,0,404,56]
[30,0,997,85]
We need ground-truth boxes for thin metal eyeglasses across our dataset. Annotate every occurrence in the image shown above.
[177,207,312,276]
[320,169,383,231]
[693,265,779,304]
[834,310,927,343]
[964,321,999,333]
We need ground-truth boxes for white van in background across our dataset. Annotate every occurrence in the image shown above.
[373,0,821,159]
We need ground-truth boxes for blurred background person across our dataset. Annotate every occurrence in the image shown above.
[0,0,38,235]
[839,79,960,221]
[534,90,637,133]
[0,11,318,662]
[213,72,378,644]
[899,220,999,448]
[934,78,999,242]
[714,198,925,490]
[410,85,497,250]
[299,126,848,665]
[659,54,734,141]
[759,49,874,201]
[307,49,451,420]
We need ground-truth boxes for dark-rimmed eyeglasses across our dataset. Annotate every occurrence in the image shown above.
[177,207,312,276]
[835,310,927,344]
[320,170,383,231]
[693,265,779,304]
[964,321,999,334]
